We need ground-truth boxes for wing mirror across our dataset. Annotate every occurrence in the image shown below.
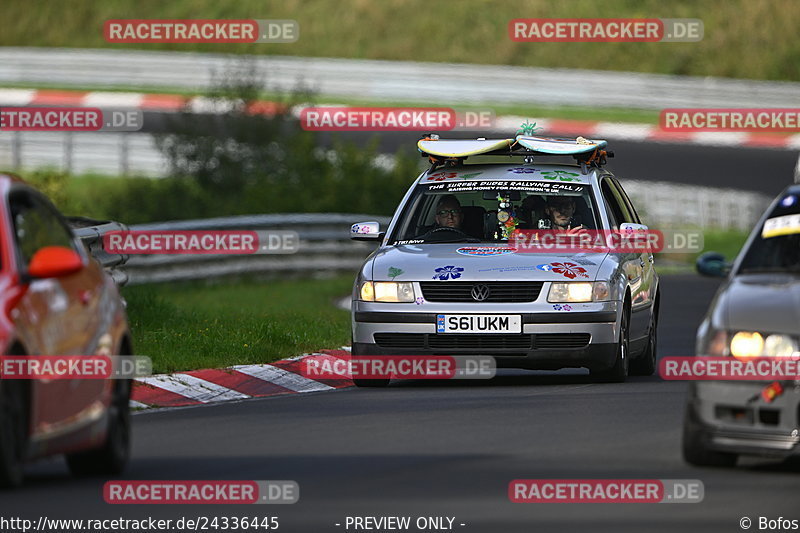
[696,251,731,278]
[27,246,83,279]
[619,222,649,232]
[350,221,383,241]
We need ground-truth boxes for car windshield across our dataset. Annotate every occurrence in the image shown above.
[739,192,800,274]
[390,178,600,244]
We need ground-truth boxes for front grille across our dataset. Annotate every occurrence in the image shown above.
[534,333,591,349]
[428,334,534,349]
[419,282,544,303]
[373,333,590,350]
[373,333,426,349]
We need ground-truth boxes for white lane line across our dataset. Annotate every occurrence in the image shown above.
[129,399,150,409]
[691,132,749,146]
[786,134,800,150]
[594,122,654,141]
[0,88,36,105]
[83,91,144,108]
[137,373,250,403]
[233,364,334,393]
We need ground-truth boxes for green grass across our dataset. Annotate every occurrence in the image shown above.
[696,229,751,262]
[2,0,799,81]
[122,277,353,373]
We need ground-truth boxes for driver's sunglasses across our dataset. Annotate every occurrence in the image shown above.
[436,209,462,217]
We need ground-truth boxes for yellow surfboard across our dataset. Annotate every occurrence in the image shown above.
[418,138,513,157]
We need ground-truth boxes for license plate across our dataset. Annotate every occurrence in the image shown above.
[436,314,522,334]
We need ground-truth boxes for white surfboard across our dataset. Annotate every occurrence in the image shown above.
[515,135,608,155]
[418,138,513,157]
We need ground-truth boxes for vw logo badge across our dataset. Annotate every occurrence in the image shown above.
[471,284,490,302]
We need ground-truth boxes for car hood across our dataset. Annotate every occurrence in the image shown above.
[370,244,607,281]
[716,274,800,334]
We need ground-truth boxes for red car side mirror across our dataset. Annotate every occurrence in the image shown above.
[27,246,84,279]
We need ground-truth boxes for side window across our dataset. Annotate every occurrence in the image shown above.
[601,178,635,225]
[600,179,625,228]
[9,191,76,264]
[613,178,642,224]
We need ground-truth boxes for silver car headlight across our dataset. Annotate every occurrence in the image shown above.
[359,281,415,303]
[547,281,610,303]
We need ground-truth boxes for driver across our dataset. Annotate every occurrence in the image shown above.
[414,195,478,242]
[433,195,463,229]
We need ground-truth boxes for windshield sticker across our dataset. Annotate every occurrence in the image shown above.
[762,214,800,238]
[432,265,464,280]
[433,180,583,194]
[393,239,424,245]
[388,267,404,279]
[460,172,483,179]
[427,171,484,181]
[537,262,589,279]
[552,304,573,311]
[541,170,581,182]
[456,246,517,256]
[427,171,458,181]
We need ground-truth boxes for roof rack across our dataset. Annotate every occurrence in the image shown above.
[417,133,614,174]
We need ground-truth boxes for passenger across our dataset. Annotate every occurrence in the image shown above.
[539,196,586,233]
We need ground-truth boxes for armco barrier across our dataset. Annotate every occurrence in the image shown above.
[69,217,130,285]
[118,213,391,284]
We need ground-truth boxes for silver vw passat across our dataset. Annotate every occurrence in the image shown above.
[350,137,659,387]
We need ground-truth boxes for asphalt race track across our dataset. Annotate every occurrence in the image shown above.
[3,141,799,532]
[3,274,797,532]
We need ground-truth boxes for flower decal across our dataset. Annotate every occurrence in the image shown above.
[427,171,458,181]
[550,262,589,279]
[541,170,580,182]
[432,265,464,280]
[553,304,573,311]
[415,297,424,305]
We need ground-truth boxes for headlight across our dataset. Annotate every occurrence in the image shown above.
[359,281,415,303]
[548,281,610,303]
[763,334,797,357]
[702,329,797,358]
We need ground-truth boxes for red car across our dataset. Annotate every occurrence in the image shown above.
[0,173,133,487]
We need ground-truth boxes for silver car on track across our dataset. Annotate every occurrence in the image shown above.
[684,184,800,466]
[350,141,659,387]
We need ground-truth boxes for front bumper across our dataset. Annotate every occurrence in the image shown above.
[685,381,800,457]
[352,300,620,371]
